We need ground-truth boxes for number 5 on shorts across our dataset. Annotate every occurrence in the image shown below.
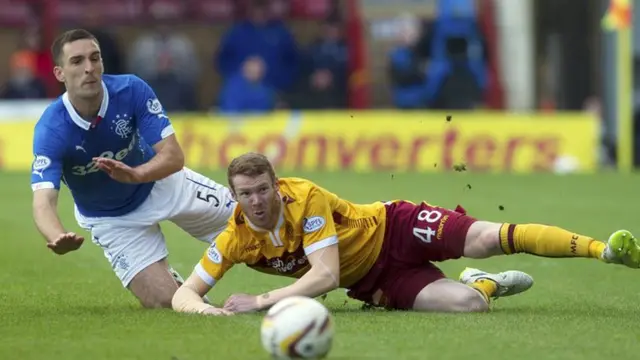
[413,209,442,244]
[196,191,220,207]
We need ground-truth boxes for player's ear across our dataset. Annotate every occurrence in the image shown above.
[53,66,65,83]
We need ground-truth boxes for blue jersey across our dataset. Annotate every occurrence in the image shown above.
[30,74,174,218]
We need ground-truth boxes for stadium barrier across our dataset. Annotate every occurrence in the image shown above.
[0,110,598,173]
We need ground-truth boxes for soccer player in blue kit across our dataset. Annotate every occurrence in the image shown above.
[30,29,234,308]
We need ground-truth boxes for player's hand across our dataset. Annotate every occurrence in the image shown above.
[93,157,144,184]
[223,293,260,314]
[201,307,234,316]
[47,232,84,255]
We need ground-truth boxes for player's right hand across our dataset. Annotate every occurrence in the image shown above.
[202,307,234,316]
[93,157,144,184]
[47,232,84,255]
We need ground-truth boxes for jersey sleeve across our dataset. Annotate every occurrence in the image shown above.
[193,229,238,287]
[130,76,174,147]
[31,123,65,192]
[301,187,339,256]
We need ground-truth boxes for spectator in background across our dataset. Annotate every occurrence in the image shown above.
[417,0,488,109]
[387,15,429,109]
[128,24,200,112]
[215,0,299,92]
[12,26,58,98]
[289,17,349,109]
[145,50,198,112]
[0,50,47,99]
[218,56,276,114]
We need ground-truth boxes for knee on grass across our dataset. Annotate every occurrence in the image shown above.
[137,293,175,309]
[127,260,181,309]
[413,280,490,313]
[445,290,489,312]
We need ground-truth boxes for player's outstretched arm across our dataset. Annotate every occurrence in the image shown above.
[32,188,65,241]
[257,244,341,310]
[32,189,84,255]
[132,134,184,183]
[93,134,184,184]
[172,271,232,316]
[126,76,185,183]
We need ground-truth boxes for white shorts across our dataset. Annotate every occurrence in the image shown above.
[74,167,235,287]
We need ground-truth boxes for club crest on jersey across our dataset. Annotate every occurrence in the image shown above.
[146,98,163,114]
[207,242,222,264]
[111,114,133,139]
[303,216,325,233]
[32,155,51,178]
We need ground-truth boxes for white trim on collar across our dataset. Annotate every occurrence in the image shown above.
[62,81,110,130]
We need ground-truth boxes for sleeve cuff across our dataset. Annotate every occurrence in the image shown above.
[32,182,55,192]
[304,235,338,256]
[194,263,217,287]
[161,125,175,139]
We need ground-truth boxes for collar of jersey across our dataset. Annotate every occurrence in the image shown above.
[62,81,110,130]
[245,195,285,233]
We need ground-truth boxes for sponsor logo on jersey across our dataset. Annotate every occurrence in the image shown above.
[303,216,325,233]
[71,136,137,176]
[207,242,222,264]
[32,155,51,178]
[267,255,308,274]
[146,98,163,114]
[250,246,309,274]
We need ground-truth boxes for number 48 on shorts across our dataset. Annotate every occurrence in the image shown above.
[413,209,444,244]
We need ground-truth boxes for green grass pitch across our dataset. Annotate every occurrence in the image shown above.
[1,170,639,360]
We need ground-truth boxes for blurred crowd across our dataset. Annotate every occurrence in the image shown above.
[387,1,487,110]
[0,0,489,113]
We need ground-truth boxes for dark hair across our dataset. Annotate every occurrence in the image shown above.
[51,29,99,65]
[227,152,277,192]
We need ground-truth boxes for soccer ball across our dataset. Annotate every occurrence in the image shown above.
[260,296,334,359]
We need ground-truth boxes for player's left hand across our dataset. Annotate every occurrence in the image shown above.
[93,157,144,184]
[223,293,261,314]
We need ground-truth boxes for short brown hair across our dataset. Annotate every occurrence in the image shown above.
[51,29,99,65]
[227,152,277,191]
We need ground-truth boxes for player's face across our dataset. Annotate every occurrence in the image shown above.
[53,39,103,99]
[232,172,280,229]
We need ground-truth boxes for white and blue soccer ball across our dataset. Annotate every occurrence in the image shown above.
[260,296,334,359]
